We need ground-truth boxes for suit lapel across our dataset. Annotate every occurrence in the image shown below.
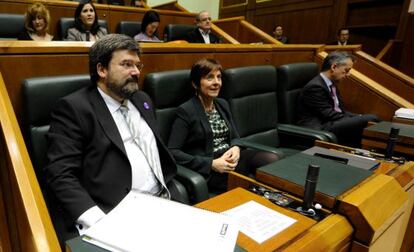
[192,97,213,151]
[88,87,127,155]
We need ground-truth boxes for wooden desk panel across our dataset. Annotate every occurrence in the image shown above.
[196,188,317,252]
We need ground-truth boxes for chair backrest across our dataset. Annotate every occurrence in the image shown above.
[116,21,141,38]
[277,62,319,124]
[143,69,193,142]
[163,24,195,42]
[221,65,280,148]
[22,75,91,184]
[0,13,25,40]
[58,17,108,40]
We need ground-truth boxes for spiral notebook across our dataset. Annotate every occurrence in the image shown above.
[83,191,239,252]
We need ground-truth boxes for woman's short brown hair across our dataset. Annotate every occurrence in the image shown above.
[190,58,223,88]
[24,2,51,33]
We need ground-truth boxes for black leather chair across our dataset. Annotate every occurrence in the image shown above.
[277,62,337,142]
[116,21,141,38]
[0,13,25,40]
[221,65,335,155]
[58,17,108,40]
[143,69,210,204]
[22,75,189,205]
[163,24,195,41]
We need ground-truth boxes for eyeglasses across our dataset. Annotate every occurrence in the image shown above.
[119,61,144,71]
[199,17,212,22]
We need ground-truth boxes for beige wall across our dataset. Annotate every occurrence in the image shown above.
[148,0,220,19]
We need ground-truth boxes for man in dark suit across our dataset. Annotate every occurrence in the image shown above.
[45,34,178,243]
[329,28,351,45]
[297,51,379,147]
[186,11,220,44]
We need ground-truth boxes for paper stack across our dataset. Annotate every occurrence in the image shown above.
[83,191,239,252]
[395,108,414,119]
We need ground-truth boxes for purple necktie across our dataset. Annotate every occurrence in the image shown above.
[330,85,342,113]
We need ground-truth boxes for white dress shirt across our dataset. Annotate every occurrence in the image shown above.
[199,28,211,44]
[76,87,162,234]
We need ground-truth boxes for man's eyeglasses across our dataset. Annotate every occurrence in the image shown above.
[119,61,144,71]
[199,17,212,22]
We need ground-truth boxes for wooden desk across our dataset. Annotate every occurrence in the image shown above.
[228,144,411,251]
[196,188,352,252]
[362,121,414,158]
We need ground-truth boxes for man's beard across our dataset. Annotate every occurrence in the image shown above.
[106,76,139,100]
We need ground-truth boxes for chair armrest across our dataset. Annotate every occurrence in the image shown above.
[232,139,284,156]
[175,165,209,204]
[276,124,337,149]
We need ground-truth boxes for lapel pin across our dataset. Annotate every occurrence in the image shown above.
[143,102,150,110]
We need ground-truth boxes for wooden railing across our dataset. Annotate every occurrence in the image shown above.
[353,50,414,105]
[214,16,282,45]
[152,0,188,12]
[0,71,60,251]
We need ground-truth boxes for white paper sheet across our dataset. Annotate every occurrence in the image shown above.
[222,201,296,244]
[83,191,239,252]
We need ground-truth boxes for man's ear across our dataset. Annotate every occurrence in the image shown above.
[97,63,107,79]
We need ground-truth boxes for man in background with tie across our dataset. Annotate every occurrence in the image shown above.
[297,51,379,147]
[45,34,178,244]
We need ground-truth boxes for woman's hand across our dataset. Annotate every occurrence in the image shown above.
[223,146,240,164]
[212,156,236,173]
[211,146,240,173]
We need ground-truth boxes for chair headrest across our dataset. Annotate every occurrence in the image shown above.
[277,62,319,91]
[222,65,277,99]
[23,75,91,126]
[116,21,142,38]
[143,69,192,108]
[0,13,25,39]
[163,24,196,41]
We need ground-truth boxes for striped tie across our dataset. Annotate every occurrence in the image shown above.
[119,100,138,140]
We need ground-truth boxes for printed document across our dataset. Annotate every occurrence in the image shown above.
[83,191,239,252]
[223,201,296,244]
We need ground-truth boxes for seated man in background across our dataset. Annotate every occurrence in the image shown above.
[331,28,351,45]
[297,51,379,147]
[45,34,178,244]
[272,25,289,44]
[186,11,220,44]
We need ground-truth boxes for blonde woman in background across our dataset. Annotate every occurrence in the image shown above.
[18,2,55,41]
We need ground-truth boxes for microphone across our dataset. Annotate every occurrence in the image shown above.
[85,30,90,41]
[384,127,400,160]
[302,164,320,211]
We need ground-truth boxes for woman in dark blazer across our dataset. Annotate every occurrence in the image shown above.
[66,1,107,41]
[168,58,279,194]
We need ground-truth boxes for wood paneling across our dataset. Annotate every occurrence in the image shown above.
[0,72,60,251]
[219,0,406,56]
[399,14,414,78]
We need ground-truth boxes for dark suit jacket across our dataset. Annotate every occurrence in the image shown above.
[185,28,220,44]
[168,97,239,177]
[297,75,347,129]
[46,86,176,240]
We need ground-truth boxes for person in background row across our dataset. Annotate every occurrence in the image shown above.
[272,25,288,44]
[18,2,55,41]
[134,10,161,42]
[131,0,146,7]
[331,28,351,46]
[66,0,107,41]
[168,58,280,194]
[297,51,379,147]
[186,11,220,44]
